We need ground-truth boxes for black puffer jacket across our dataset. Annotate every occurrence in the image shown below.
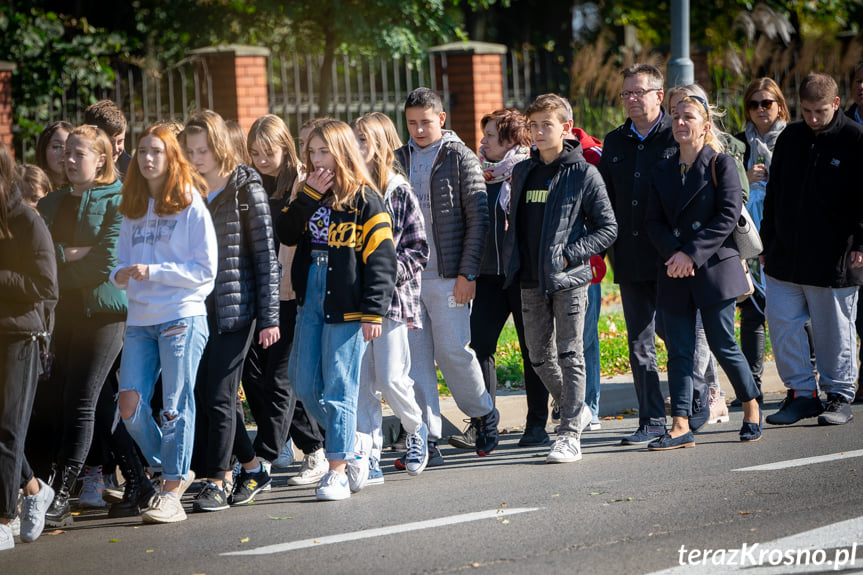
[598,113,678,283]
[503,139,618,295]
[207,165,280,334]
[0,187,58,337]
[394,136,488,278]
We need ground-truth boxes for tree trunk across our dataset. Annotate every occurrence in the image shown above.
[317,30,337,116]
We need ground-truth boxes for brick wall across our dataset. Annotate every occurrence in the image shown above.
[191,45,270,134]
[430,42,507,153]
[0,62,16,156]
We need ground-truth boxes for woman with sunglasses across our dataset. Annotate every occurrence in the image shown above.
[734,78,790,399]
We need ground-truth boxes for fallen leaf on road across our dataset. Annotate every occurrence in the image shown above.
[268,516,295,520]
[589,491,607,496]
[618,409,637,415]
[500,503,507,507]
[109,539,119,543]
[314,540,320,544]
[551,494,560,497]
[146,550,154,553]
[501,519,510,525]
[240,537,250,543]
[45,530,65,536]
[738,511,751,515]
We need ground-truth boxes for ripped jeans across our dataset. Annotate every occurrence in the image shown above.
[119,316,208,482]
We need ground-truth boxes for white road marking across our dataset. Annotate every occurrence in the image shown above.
[733,449,863,472]
[221,507,540,556]
[645,515,863,574]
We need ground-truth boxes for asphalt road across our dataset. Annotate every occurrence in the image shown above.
[4,400,862,575]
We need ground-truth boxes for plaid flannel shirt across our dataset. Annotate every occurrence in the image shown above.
[384,176,429,328]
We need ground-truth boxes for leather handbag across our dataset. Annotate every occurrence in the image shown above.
[711,155,763,260]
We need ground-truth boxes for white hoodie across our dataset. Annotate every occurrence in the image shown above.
[110,191,218,326]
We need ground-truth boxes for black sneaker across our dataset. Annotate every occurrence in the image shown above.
[390,424,408,452]
[689,390,710,433]
[765,390,823,425]
[517,426,551,447]
[229,467,272,506]
[818,393,854,426]
[474,408,500,456]
[192,482,229,512]
[448,419,478,450]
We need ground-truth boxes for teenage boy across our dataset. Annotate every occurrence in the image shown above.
[84,100,132,179]
[761,72,863,426]
[503,93,617,462]
[394,88,499,463]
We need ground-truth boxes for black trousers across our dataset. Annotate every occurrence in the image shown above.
[619,280,667,427]
[192,318,254,479]
[51,299,125,469]
[234,300,298,464]
[0,336,40,519]
[470,275,548,429]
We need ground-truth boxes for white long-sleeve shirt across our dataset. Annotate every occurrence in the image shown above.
[110,191,217,326]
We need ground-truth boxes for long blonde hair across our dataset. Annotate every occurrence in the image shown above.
[180,110,238,178]
[247,114,300,200]
[304,120,376,211]
[352,114,399,195]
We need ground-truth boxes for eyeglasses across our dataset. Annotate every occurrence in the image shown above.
[747,99,776,111]
[620,88,661,100]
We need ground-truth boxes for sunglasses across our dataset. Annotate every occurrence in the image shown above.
[747,99,776,111]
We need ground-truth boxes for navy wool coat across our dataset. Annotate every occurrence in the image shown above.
[645,145,750,315]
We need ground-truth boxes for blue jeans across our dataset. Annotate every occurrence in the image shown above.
[289,256,367,461]
[662,299,760,417]
[583,282,601,422]
[119,316,208,482]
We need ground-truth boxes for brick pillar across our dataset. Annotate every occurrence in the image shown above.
[0,61,16,154]
[429,42,507,154]
[189,45,270,134]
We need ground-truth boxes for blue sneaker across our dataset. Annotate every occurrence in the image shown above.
[367,457,384,485]
[405,423,429,477]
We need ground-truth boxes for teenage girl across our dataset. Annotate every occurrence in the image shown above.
[352,113,430,480]
[37,125,127,527]
[35,121,73,191]
[275,119,396,501]
[113,125,217,523]
[181,110,280,512]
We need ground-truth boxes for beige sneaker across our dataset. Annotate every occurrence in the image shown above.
[141,493,187,524]
[707,389,730,424]
[288,448,328,486]
[177,470,196,498]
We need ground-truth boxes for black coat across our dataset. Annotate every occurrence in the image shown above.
[503,139,618,295]
[598,112,678,284]
[761,112,863,288]
[206,165,280,334]
[646,146,750,314]
[0,187,58,337]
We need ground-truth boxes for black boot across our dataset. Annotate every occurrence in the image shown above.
[108,450,155,518]
[45,463,80,527]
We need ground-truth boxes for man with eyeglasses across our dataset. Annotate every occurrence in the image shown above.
[598,63,715,445]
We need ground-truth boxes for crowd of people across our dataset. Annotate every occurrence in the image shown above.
[1,61,862,550]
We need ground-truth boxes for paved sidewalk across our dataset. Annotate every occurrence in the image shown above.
[380,361,788,445]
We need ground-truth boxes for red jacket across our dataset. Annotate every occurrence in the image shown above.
[572,127,603,166]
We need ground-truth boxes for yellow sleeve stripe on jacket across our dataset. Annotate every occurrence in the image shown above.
[360,212,392,246]
[303,184,323,201]
[360,314,383,324]
[363,228,394,264]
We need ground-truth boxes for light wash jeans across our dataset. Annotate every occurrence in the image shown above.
[358,317,423,460]
[583,282,601,422]
[765,274,858,400]
[288,255,367,460]
[408,277,494,441]
[119,315,208,482]
[521,284,589,437]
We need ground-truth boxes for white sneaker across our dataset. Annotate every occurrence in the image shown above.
[20,479,54,543]
[315,470,350,501]
[177,470,196,498]
[272,442,295,469]
[141,493,187,524]
[259,460,272,491]
[9,516,20,538]
[346,432,371,493]
[588,421,602,431]
[79,465,107,508]
[0,522,13,551]
[546,435,582,464]
[288,448,328,486]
